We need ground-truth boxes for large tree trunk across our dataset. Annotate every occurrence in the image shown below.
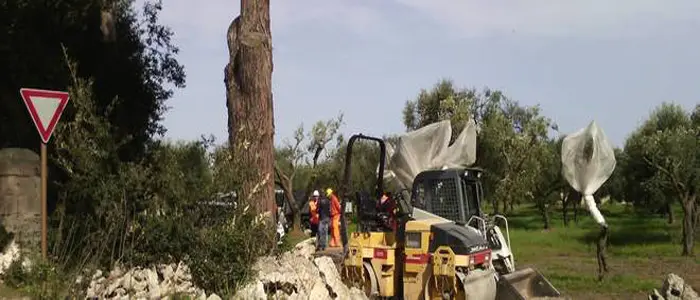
[681,195,696,256]
[225,0,275,214]
[666,202,674,224]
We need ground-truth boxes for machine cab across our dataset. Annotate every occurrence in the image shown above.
[410,167,485,224]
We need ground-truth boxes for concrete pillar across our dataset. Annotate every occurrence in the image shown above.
[0,148,41,253]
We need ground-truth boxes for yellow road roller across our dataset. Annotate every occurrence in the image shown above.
[335,134,562,300]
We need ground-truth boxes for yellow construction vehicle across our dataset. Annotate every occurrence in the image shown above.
[336,134,561,300]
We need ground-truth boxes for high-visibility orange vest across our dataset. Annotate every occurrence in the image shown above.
[309,199,319,224]
[330,194,341,217]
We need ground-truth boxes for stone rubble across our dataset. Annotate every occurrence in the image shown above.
[85,261,219,300]
[0,234,365,299]
[0,238,21,275]
[232,238,368,300]
[0,238,33,275]
[649,273,700,300]
[83,237,365,299]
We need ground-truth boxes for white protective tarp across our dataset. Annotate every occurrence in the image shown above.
[383,119,478,189]
[560,121,616,226]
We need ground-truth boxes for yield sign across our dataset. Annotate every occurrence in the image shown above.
[20,88,70,144]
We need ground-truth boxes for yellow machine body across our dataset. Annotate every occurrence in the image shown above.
[342,218,493,300]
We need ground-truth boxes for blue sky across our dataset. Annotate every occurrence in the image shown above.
[142,0,700,148]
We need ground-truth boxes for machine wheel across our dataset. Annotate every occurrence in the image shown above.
[342,261,378,297]
[423,274,465,300]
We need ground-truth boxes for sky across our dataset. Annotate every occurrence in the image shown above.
[139,0,700,148]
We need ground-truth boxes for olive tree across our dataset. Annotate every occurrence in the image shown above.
[401,79,557,215]
[274,114,344,233]
[624,103,699,255]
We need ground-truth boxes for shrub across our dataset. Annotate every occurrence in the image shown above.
[5,49,279,297]
[188,204,277,295]
[3,255,70,299]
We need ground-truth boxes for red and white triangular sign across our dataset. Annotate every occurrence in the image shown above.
[20,88,70,144]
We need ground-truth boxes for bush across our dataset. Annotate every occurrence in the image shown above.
[188,204,277,295]
[3,256,72,299]
[6,49,280,297]
[127,214,198,266]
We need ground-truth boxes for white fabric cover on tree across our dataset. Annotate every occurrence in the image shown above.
[561,121,616,226]
[382,119,478,189]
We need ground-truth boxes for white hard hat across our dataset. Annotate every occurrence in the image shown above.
[312,190,320,197]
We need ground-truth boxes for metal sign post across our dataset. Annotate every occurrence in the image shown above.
[40,143,47,258]
[19,88,70,259]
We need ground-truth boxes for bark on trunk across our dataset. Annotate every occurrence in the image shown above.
[274,165,303,233]
[538,202,550,230]
[681,196,696,256]
[563,189,581,226]
[283,188,302,233]
[572,192,580,223]
[225,0,275,214]
[562,192,569,227]
[597,225,609,281]
[666,202,675,224]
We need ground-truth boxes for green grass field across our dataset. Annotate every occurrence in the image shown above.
[506,203,699,299]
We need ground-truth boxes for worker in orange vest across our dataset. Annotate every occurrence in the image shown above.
[326,188,342,247]
[309,190,320,236]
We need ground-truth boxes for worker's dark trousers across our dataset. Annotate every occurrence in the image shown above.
[310,223,318,236]
[317,219,330,250]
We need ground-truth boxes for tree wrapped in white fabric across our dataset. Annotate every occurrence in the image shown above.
[560,120,616,280]
[382,119,478,190]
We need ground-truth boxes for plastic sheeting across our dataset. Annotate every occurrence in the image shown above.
[383,119,478,189]
[561,121,616,226]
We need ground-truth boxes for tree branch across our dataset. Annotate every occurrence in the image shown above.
[274,163,290,184]
[312,146,323,168]
[644,156,687,195]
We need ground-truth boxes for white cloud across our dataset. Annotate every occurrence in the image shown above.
[392,0,700,38]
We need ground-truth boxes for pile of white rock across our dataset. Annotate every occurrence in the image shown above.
[85,262,220,300]
[233,238,368,300]
[0,238,21,275]
[0,234,366,299]
[85,238,366,300]
[649,273,699,300]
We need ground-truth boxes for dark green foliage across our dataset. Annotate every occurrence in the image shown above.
[0,0,184,159]
[128,214,198,266]
[0,0,278,296]
[0,226,14,252]
[3,43,273,298]
[188,206,277,295]
[4,256,67,299]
